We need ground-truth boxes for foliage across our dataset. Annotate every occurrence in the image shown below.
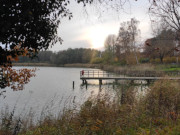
[116,18,140,64]
[144,80,180,118]
[163,57,178,64]
[0,44,36,90]
[0,80,180,135]
[90,57,103,64]
[0,0,103,66]
[0,67,36,91]
[17,48,101,65]
[144,29,176,63]
[139,58,150,63]
[150,58,161,64]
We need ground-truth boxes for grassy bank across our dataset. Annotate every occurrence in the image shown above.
[12,63,57,67]
[13,62,180,71]
[1,80,180,135]
[12,63,101,68]
[13,63,180,77]
[63,63,101,68]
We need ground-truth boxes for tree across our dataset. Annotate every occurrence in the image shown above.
[149,0,180,46]
[144,29,176,63]
[0,0,101,90]
[0,0,73,66]
[0,0,171,90]
[116,18,140,64]
[103,35,117,63]
[0,0,133,66]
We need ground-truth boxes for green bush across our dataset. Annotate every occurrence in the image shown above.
[140,58,150,63]
[90,57,103,64]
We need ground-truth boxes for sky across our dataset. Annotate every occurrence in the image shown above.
[50,0,153,52]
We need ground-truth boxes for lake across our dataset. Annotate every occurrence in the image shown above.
[0,67,116,118]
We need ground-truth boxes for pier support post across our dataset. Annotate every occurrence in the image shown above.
[82,80,87,85]
[73,81,75,89]
[130,80,134,84]
[147,80,150,85]
[86,82,88,89]
[99,79,102,85]
[115,79,118,84]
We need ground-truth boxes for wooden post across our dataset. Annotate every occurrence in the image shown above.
[82,80,85,85]
[73,81,75,89]
[115,79,118,84]
[130,80,134,84]
[85,80,88,89]
[99,79,102,85]
[147,79,150,85]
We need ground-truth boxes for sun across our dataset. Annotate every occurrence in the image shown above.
[82,23,118,49]
[75,23,119,50]
[87,26,110,49]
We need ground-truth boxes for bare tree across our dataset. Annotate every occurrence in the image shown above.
[149,0,180,62]
[104,34,117,54]
[116,18,140,64]
[103,34,117,63]
[149,0,180,46]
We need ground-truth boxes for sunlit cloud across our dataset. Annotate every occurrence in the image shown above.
[75,22,119,50]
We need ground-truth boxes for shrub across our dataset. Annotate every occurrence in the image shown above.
[2,80,180,135]
[140,58,150,63]
[164,57,177,64]
[150,58,161,64]
[144,80,180,118]
[90,57,103,64]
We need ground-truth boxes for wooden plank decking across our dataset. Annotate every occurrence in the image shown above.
[80,70,180,84]
[81,76,180,80]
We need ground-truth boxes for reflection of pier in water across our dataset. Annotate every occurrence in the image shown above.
[80,70,180,85]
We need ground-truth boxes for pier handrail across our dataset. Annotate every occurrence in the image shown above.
[80,70,113,78]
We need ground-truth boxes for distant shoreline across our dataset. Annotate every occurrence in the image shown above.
[12,63,57,67]
[12,63,102,68]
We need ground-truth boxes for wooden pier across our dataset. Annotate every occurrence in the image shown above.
[80,70,180,85]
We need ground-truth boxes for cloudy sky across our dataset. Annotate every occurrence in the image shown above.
[50,0,153,52]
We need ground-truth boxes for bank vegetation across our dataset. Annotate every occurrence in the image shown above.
[0,80,180,135]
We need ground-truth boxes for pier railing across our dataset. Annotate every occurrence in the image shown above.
[80,70,113,78]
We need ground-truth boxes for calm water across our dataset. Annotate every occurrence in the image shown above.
[0,67,115,118]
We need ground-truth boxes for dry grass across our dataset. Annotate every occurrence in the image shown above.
[0,80,180,135]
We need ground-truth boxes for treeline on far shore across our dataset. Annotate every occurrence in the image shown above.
[14,47,180,66]
[14,48,102,65]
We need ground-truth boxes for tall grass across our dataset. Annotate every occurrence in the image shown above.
[0,80,180,135]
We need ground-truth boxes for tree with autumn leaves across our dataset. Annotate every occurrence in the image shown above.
[144,28,179,63]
